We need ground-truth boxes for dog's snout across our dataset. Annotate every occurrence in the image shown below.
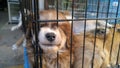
[45,33,56,42]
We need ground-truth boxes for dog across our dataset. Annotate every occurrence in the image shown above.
[105,24,120,67]
[12,9,118,68]
[73,29,109,68]
[11,9,113,33]
[72,20,113,34]
[26,10,79,68]
[60,10,113,34]
[73,24,120,68]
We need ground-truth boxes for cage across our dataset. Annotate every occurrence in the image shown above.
[20,0,120,68]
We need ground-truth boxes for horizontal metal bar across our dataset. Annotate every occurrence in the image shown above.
[31,18,120,23]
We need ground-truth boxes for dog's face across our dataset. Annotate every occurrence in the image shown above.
[37,10,72,53]
[38,23,67,53]
[39,23,61,45]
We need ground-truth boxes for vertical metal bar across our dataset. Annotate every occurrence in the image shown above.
[30,0,36,68]
[56,0,59,27]
[109,0,119,62]
[25,0,29,33]
[116,43,120,67]
[57,51,59,68]
[19,0,26,33]
[25,0,27,9]
[34,2,38,68]
[56,0,59,68]
[82,0,87,68]
[91,0,100,68]
[34,0,40,68]
[29,0,32,11]
[70,0,74,68]
[28,0,31,10]
[91,0,94,13]
[39,45,43,68]
[103,0,110,49]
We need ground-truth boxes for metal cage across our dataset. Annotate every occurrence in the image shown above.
[20,0,120,68]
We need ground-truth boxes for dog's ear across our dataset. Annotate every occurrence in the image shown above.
[59,23,71,37]
[59,23,78,50]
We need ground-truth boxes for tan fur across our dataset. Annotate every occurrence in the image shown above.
[104,25,120,66]
[74,33,109,68]
[25,10,120,68]
[26,10,78,68]
[74,25,120,68]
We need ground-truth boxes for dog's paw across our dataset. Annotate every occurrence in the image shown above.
[12,44,18,51]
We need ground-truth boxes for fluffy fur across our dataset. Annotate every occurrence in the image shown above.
[25,10,120,68]
[26,10,78,68]
[73,31,109,68]
[73,24,120,68]
[105,24,120,67]
[60,10,113,34]
[72,20,113,34]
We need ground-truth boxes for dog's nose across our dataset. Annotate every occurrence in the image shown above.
[45,33,56,42]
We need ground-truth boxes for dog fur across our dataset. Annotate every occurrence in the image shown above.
[73,31,109,68]
[73,24,120,68]
[14,9,120,68]
[105,24,120,67]
[26,10,78,68]
[60,10,113,34]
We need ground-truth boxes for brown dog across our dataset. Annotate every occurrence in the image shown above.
[13,9,120,68]
[26,10,79,68]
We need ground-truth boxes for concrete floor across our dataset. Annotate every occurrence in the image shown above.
[0,11,24,68]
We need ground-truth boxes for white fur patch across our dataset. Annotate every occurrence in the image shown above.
[11,12,22,31]
[38,27,63,52]
[65,15,113,34]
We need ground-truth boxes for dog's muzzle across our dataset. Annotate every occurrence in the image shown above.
[45,32,56,42]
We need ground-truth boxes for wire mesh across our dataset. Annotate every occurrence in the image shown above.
[20,0,120,68]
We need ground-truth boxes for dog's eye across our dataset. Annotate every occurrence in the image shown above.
[39,23,47,27]
[51,23,58,29]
